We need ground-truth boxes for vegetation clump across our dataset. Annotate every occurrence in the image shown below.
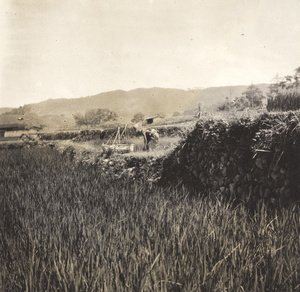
[74,108,118,127]
[217,84,265,112]
[161,112,300,205]
[233,84,265,110]
[267,67,300,112]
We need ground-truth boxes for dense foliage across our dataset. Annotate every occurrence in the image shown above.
[1,148,299,291]
[267,67,300,111]
[74,108,118,127]
[267,92,300,112]
[131,112,145,123]
[218,85,265,112]
[235,84,265,109]
[161,112,300,206]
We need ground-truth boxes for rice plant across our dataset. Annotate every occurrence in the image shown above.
[1,148,299,291]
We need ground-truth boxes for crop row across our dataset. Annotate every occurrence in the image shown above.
[1,148,299,291]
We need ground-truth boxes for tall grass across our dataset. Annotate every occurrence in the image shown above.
[267,92,300,111]
[1,148,299,291]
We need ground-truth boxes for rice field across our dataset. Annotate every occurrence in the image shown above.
[1,147,299,291]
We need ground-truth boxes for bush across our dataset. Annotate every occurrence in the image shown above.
[131,112,145,123]
[74,108,118,127]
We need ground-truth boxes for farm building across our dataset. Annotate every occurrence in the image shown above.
[0,123,42,138]
[0,124,26,138]
[145,116,159,125]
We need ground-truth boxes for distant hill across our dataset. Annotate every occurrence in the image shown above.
[190,84,270,109]
[27,84,270,116]
[27,88,197,121]
[0,84,270,128]
[0,113,44,128]
[0,108,13,115]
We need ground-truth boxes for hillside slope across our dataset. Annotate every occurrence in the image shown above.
[0,84,270,128]
[26,84,269,118]
[27,88,198,121]
[190,84,269,108]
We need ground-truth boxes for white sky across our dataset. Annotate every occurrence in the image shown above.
[0,0,300,108]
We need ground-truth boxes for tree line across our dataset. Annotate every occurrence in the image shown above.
[73,109,168,127]
[218,67,300,112]
[267,67,300,111]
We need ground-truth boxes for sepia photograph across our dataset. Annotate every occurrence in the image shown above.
[1,0,300,291]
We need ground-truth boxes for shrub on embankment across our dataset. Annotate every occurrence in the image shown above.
[160,111,300,206]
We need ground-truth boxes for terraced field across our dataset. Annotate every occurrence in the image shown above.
[1,114,300,291]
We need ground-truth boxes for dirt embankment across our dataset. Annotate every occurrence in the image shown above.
[160,112,300,206]
[55,142,164,182]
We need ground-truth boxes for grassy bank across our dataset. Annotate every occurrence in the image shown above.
[1,148,299,291]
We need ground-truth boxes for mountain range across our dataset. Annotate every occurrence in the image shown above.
[0,84,269,128]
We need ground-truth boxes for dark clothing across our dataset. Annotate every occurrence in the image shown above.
[143,129,159,150]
